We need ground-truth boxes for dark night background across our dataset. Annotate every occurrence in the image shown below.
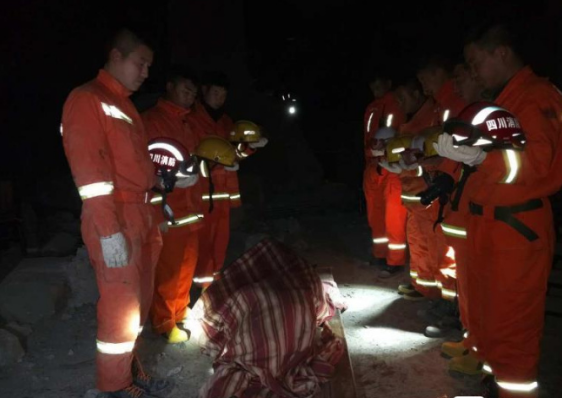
[1,0,561,219]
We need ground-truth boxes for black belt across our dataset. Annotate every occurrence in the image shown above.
[469,199,543,242]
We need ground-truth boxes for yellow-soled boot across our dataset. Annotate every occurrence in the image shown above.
[448,351,482,376]
[441,340,468,358]
[166,325,189,344]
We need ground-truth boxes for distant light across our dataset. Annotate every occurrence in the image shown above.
[282,95,285,101]
[288,106,296,115]
[287,93,291,99]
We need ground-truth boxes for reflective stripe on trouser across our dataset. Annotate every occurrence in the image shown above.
[406,208,440,298]
[150,227,199,335]
[467,200,553,392]
[82,202,162,391]
[195,199,231,285]
[364,171,387,259]
[384,174,407,265]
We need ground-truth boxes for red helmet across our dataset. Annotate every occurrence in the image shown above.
[443,102,526,150]
[148,137,192,176]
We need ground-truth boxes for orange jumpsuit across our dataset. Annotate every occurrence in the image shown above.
[186,101,239,286]
[363,92,408,266]
[142,99,204,334]
[466,67,562,397]
[430,80,467,300]
[435,158,483,355]
[62,70,162,392]
[398,98,442,298]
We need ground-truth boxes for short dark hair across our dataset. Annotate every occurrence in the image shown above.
[106,28,152,59]
[200,70,230,90]
[166,65,199,87]
[367,70,392,85]
[465,22,521,57]
[396,77,423,95]
[416,55,454,75]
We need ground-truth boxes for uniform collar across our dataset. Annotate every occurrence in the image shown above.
[495,66,533,103]
[97,69,132,98]
[157,98,191,117]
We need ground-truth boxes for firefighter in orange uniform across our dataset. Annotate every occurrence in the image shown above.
[414,56,468,337]
[61,29,171,398]
[362,74,408,278]
[436,63,488,373]
[142,68,202,344]
[436,23,562,398]
[386,79,440,300]
[187,71,267,287]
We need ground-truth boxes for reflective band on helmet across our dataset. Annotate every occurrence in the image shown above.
[473,137,494,146]
[496,380,538,392]
[453,133,468,142]
[366,112,374,133]
[463,331,469,339]
[78,182,114,200]
[410,270,418,278]
[391,147,405,154]
[471,106,503,125]
[168,214,204,227]
[138,326,143,335]
[96,339,135,355]
[59,123,63,136]
[202,193,230,201]
[193,276,214,284]
[482,363,493,374]
[230,193,241,200]
[151,194,163,204]
[416,166,423,177]
[401,194,421,202]
[441,223,467,238]
[442,109,450,122]
[441,288,457,299]
[148,142,185,162]
[388,243,406,250]
[386,114,393,127]
[101,102,133,124]
[472,346,478,352]
[502,149,520,184]
[373,237,389,244]
[416,278,438,287]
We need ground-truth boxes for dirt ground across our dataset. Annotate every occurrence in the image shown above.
[0,209,560,398]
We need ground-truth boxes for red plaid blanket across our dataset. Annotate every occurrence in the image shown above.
[189,239,345,398]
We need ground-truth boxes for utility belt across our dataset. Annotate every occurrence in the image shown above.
[113,189,152,204]
[469,198,543,242]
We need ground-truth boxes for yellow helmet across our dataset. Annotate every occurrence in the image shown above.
[229,120,262,143]
[420,126,443,158]
[385,136,412,163]
[194,136,237,166]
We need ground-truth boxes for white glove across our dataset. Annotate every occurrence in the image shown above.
[175,173,199,188]
[399,158,420,171]
[249,137,268,149]
[378,160,402,174]
[224,163,239,171]
[434,133,487,166]
[159,221,169,233]
[100,232,129,268]
[371,149,385,157]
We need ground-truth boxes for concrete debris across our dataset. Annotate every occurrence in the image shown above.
[0,258,70,324]
[41,232,79,257]
[83,389,100,398]
[0,329,25,367]
[166,366,183,377]
[64,247,99,308]
[5,322,33,338]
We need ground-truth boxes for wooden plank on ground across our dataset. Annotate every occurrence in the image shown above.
[314,267,357,398]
